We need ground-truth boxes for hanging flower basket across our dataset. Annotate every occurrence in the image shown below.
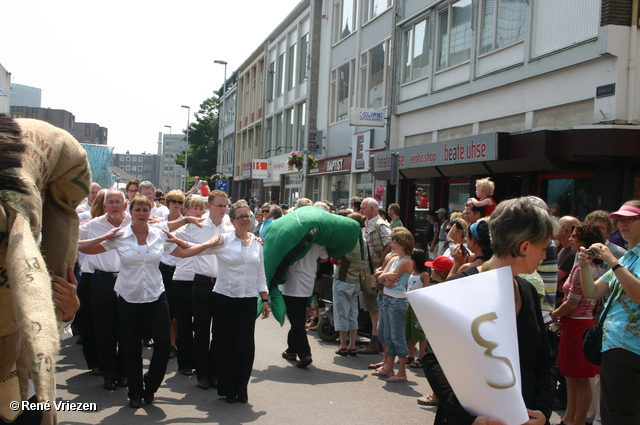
[287,151,318,171]
[210,173,227,181]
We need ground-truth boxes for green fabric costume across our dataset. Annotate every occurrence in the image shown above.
[262,206,362,324]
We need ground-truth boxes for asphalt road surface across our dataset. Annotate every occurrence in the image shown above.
[54,316,563,424]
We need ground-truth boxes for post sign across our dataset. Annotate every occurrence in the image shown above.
[350,108,385,127]
[352,130,372,172]
[307,130,323,154]
[216,179,229,192]
[251,160,269,179]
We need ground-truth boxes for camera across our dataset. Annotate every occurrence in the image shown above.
[585,249,597,258]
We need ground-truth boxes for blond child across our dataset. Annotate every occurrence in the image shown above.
[468,177,496,216]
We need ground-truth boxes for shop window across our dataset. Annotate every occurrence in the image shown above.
[541,176,592,219]
[330,175,350,210]
[448,182,470,212]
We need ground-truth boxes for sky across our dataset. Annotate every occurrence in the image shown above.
[2,0,303,154]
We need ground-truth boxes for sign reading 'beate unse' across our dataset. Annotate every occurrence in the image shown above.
[374,133,498,172]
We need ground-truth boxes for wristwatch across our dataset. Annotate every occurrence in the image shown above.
[261,298,269,303]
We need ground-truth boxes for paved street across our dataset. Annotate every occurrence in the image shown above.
[55,317,562,424]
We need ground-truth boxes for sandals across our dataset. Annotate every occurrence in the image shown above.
[368,361,384,370]
[335,348,349,356]
[417,394,439,406]
[347,349,357,357]
[409,358,423,368]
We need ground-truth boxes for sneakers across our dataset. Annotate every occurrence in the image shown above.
[417,394,439,406]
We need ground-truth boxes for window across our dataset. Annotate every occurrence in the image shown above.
[360,42,388,109]
[277,52,286,96]
[480,0,527,54]
[437,0,472,71]
[126,156,131,161]
[362,0,391,24]
[287,44,296,90]
[84,124,91,137]
[266,60,275,101]
[275,113,283,154]
[125,165,130,171]
[132,156,137,162]
[331,60,354,123]
[299,34,309,83]
[403,18,430,83]
[334,0,357,43]
[138,166,143,171]
[285,108,294,150]
[296,103,306,150]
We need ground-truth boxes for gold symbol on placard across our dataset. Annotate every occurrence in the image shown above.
[471,312,516,389]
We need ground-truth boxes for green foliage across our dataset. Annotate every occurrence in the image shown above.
[175,95,220,180]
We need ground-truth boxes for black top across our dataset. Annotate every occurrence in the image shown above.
[424,267,554,425]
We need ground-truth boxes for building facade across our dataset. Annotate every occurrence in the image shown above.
[112,152,162,188]
[160,133,188,192]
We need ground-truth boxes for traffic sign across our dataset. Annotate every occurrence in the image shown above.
[216,179,229,192]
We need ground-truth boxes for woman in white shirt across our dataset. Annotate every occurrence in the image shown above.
[210,202,270,404]
[78,196,222,409]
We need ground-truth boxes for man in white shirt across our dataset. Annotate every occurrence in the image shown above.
[76,182,101,213]
[139,181,169,219]
[280,244,329,368]
[172,190,234,391]
[78,189,131,391]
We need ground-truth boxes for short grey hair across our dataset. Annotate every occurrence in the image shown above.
[490,197,559,258]
[362,197,379,210]
[228,201,249,219]
[139,180,155,191]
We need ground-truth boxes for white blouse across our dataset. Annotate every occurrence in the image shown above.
[102,224,177,303]
[211,232,268,298]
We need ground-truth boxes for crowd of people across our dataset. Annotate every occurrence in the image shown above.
[63,175,640,424]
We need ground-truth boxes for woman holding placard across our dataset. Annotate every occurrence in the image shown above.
[423,197,557,425]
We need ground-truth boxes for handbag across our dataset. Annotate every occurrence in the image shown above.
[359,269,378,296]
[583,281,619,366]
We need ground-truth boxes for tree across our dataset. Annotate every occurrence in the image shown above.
[174,94,219,188]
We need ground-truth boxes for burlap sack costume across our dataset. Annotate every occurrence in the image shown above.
[0,115,90,424]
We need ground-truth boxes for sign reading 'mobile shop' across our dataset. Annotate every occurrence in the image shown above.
[374,133,498,172]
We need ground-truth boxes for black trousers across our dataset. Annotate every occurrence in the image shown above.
[77,272,100,370]
[173,279,195,370]
[159,262,176,320]
[213,293,257,399]
[192,275,217,381]
[600,348,640,425]
[91,271,125,381]
[283,295,311,358]
[117,292,171,401]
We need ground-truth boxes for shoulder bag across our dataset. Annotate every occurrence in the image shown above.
[583,281,619,366]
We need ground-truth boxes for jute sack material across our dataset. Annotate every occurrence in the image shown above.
[0,116,90,424]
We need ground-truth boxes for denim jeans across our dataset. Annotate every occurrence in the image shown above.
[377,293,387,342]
[380,295,409,357]
[332,279,359,332]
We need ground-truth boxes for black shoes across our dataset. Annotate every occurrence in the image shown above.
[116,377,128,387]
[169,346,178,359]
[296,355,313,368]
[225,396,237,404]
[129,399,142,409]
[197,378,210,390]
[143,389,154,405]
[102,378,117,390]
[237,394,248,403]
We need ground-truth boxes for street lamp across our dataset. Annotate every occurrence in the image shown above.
[214,60,227,95]
[181,105,190,192]
[164,125,171,134]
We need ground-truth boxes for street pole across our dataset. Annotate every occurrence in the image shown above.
[181,105,190,192]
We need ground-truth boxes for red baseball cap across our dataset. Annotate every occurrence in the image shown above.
[425,256,453,274]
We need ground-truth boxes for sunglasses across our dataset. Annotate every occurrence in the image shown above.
[169,200,184,205]
[262,210,270,213]
[154,198,165,202]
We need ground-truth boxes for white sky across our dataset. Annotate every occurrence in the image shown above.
[2,0,302,154]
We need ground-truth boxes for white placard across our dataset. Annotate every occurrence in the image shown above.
[406,266,529,425]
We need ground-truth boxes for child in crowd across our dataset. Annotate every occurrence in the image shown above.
[372,228,414,382]
[406,249,429,369]
[417,255,453,406]
[468,177,496,216]
[200,180,210,197]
